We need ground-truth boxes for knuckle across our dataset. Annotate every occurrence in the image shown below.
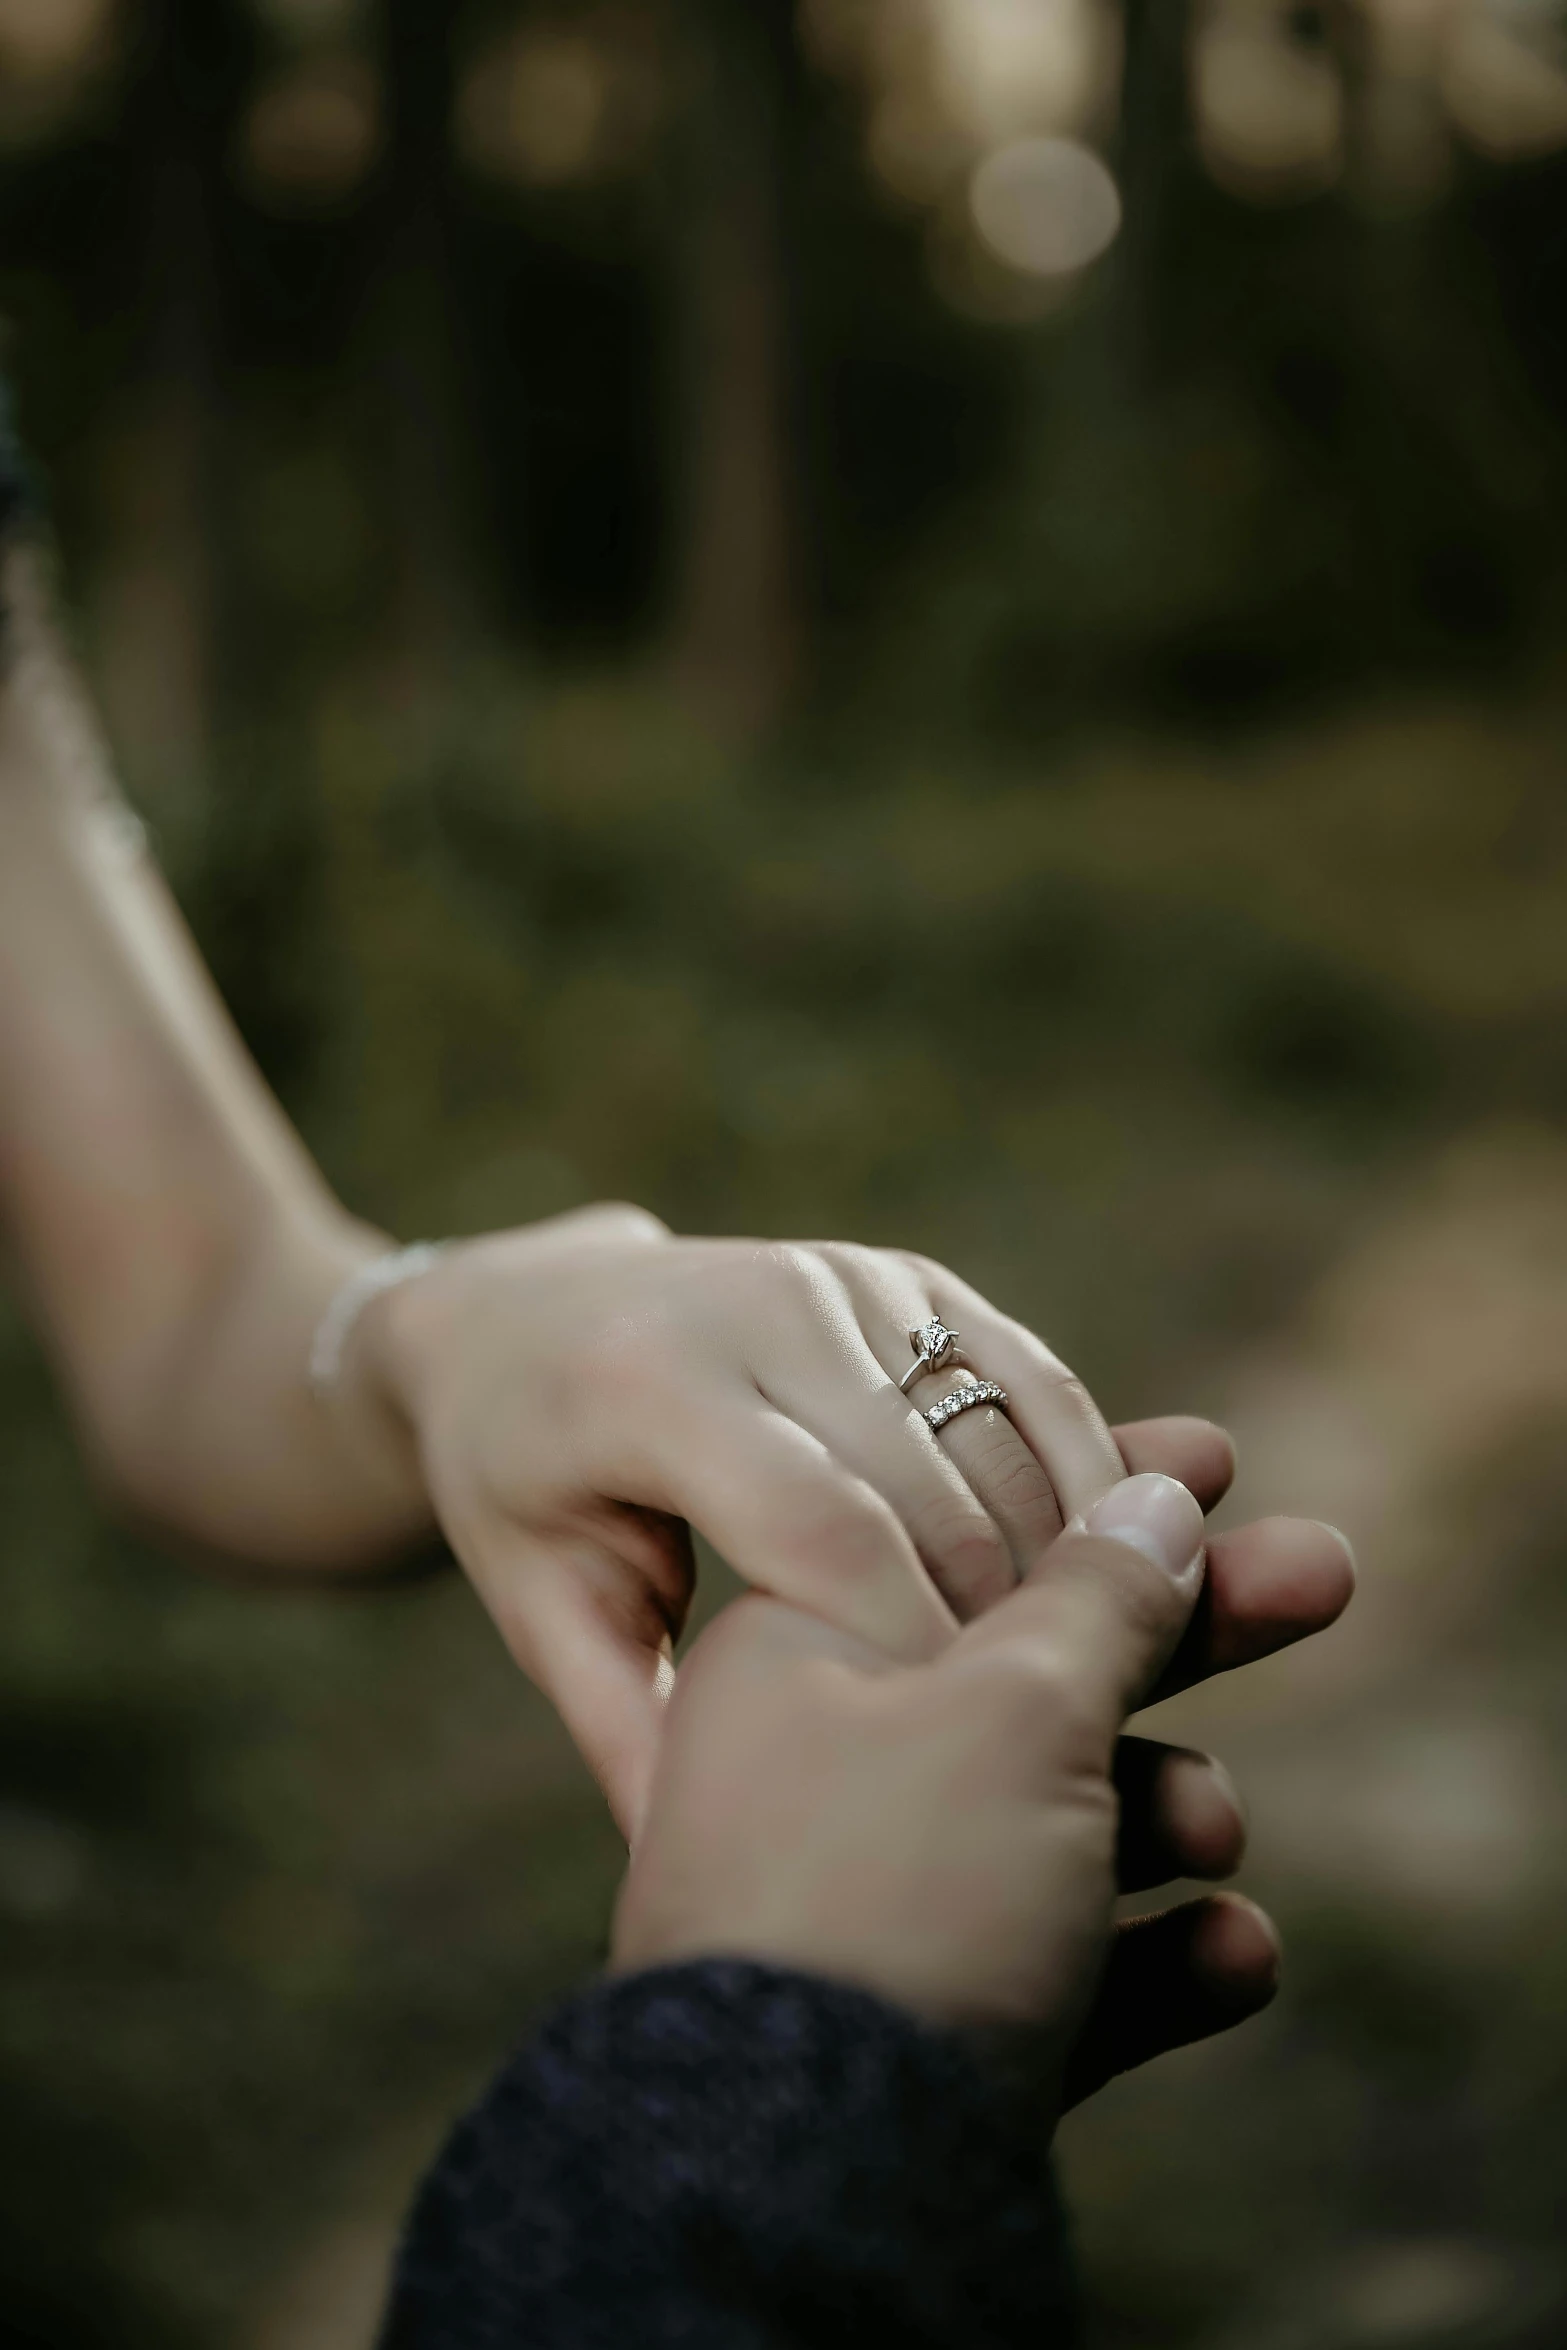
[808,1238,868,1278]
[995,1312,1076,1387]
[970,1431,1058,1517]
[746,1239,832,1305]
[1025,1364,1123,1466]
[909,1486,1000,1554]
[570,1200,670,1246]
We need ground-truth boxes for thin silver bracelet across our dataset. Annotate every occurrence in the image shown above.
[309,1242,448,1401]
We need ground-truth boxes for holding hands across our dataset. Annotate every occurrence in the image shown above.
[0,523,1353,2113]
[340,1203,1353,1859]
[0,383,1362,2348]
[385,1449,1354,2346]
[619,1467,1343,2103]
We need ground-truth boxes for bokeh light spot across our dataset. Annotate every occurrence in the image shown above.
[1193,3,1344,199]
[932,0,1119,147]
[0,0,109,77]
[1443,6,1567,161]
[239,54,381,210]
[968,135,1121,277]
[457,26,662,191]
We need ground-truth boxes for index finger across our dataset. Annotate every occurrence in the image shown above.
[1113,1415,1236,1511]
[953,1473,1206,1728]
[1112,1417,1356,1694]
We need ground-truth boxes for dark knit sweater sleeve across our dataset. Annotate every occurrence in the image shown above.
[379,1960,1076,2350]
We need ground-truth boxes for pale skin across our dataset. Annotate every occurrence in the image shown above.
[0,539,1354,2063]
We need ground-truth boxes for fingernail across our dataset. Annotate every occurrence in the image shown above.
[1076,1473,1205,1583]
[1316,1521,1358,1581]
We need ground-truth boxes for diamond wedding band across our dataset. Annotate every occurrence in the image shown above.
[922,1379,1010,1434]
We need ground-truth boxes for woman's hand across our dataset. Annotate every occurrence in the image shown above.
[345,1203,1354,1836]
[613,1473,1288,2108]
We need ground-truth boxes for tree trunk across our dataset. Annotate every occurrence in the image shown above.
[666,0,799,737]
[371,0,489,685]
[92,0,251,797]
[1110,0,1192,396]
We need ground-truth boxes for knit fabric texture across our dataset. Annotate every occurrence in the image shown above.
[380,1960,1077,2350]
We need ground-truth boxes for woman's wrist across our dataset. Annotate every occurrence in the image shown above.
[309,1241,449,1400]
[337,1236,456,1432]
[300,1224,438,1529]
[320,1232,490,1526]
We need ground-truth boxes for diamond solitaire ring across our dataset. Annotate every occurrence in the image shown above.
[923,1379,1009,1435]
[898,1317,964,1394]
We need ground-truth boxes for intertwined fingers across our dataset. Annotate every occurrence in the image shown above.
[953,1474,1208,1747]
[650,1385,958,1663]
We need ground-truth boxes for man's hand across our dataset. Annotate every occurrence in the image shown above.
[614,1472,1351,2111]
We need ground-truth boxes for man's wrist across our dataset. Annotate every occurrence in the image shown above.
[385,1959,1076,2347]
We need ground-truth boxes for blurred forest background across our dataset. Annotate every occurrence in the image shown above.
[5,0,1567,2342]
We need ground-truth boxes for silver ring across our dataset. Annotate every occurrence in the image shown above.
[898,1318,964,1395]
[923,1379,1009,1434]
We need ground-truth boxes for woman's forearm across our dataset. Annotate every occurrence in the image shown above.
[0,547,430,1571]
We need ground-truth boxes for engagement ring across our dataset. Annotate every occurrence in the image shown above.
[898,1318,964,1394]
